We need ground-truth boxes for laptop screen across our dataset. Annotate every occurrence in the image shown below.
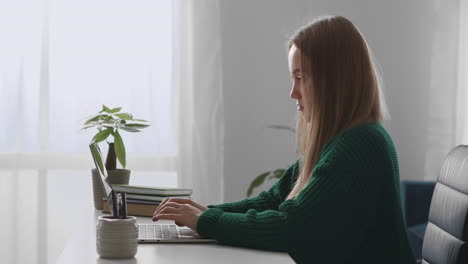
[89,142,128,218]
[89,142,113,197]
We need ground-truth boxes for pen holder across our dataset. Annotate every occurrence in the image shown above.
[96,216,138,258]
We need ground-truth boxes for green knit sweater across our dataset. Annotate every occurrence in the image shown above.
[197,122,416,264]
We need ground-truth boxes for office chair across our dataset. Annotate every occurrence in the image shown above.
[400,180,436,259]
[420,145,468,264]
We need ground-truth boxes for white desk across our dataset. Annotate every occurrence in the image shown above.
[57,210,294,264]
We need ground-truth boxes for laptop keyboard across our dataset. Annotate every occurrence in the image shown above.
[138,224,180,240]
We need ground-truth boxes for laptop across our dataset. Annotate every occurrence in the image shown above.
[89,142,216,244]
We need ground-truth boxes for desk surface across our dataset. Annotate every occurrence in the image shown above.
[57,211,293,264]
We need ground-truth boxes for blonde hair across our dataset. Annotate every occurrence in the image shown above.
[286,15,388,200]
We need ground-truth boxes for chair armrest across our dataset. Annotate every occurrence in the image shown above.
[400,180,436,227]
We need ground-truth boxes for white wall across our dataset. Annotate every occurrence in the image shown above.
[219,0,459,202]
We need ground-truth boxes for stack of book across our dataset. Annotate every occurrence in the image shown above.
[102,185,193,217]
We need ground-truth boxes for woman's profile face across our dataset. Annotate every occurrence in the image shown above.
[288,44,305,112]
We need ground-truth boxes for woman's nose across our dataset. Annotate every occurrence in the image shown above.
[290,84,300,100]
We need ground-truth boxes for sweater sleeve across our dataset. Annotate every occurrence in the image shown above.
[206,161,299,213]
[197,160,380,262]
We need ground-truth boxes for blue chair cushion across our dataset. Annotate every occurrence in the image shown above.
[400,181,436,227]
[407,223,427,260]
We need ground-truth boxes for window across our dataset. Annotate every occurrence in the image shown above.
[0,0,176,262]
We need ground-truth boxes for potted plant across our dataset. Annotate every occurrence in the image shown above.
[82,105,150,209]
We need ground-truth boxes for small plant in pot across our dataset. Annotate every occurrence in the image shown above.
[82,105,150,209]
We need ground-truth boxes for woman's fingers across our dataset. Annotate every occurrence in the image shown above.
[152,207,177,221]
[154,198,171,214]
[153,198,175,217]
[154,214,179,222]
[157,205,179,214]
[153,199,180,217]
[153,203,201,231]
[152,198,206,221]
[153,203,180,220]
[163,198,207,212]
[152,200,168,218]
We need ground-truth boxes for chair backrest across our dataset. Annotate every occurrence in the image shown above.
[421,145,468,264]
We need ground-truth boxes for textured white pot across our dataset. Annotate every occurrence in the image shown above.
[96,216,138,259]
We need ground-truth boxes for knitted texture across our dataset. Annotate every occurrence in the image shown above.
[197,122,416,264]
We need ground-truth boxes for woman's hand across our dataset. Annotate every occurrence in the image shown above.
[152,198,208,231]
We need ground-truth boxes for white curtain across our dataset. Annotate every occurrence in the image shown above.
[0,0,224,263]
[457,0,468,145]
[174,0,224,206]
[423,0,464,181]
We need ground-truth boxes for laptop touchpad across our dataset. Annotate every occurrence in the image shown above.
[178,227,202,238]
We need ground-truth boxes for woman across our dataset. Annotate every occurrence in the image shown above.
[153,15,416,263]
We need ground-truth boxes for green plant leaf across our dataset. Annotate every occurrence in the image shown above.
[103,114,115,120]
[109,107,122,113]
[113,130,126,168]
[84,116,99,125]
[124,123,150,128]
[100,105,112,113]
[114,113,133,120]
[120,127,141,133]
[84,115,104,125]
[246,171,271,198]
[84,114,115,126]
[92,127,113,143]
[101,119,117,124]
[268,169,285,180]
[133,119,149,122]
[80,124,96,130]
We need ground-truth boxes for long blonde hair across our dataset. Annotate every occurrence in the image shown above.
[286,16,388,200]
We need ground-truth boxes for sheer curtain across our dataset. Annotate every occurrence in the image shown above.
[457,0,468,145]
[174,0,224,206]
[0,0,224,263]
[423,0,464,181]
